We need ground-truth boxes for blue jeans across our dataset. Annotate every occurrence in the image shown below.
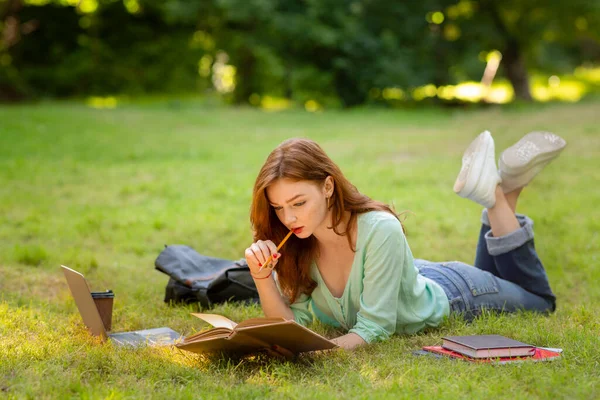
[417,211,556,320]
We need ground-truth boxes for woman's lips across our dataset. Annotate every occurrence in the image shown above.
[292,227,304,234]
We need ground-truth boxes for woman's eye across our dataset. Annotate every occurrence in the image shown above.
[294,201,306,207]
[273,206,283,211]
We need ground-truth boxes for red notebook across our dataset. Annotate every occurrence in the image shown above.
[422,346,562,364]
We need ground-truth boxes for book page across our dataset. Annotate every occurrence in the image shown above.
[177,334,263,355]
[191,313,237,330]
[235,317,287,329]
[178,318,337,355]
[236,320,337,353]
[183,327,232,342]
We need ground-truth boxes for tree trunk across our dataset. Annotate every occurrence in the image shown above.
[334,71,366,108]
[1,0,23,49]
[484,1,532,101]
[0,0,24,101]
[1,0,21,21]
[502,39,532,101]
[284,62,293,100]
[232,46,257,105]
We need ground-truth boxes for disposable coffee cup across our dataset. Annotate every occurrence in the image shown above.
[91,290,114,331]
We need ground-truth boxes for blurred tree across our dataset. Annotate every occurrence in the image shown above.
[442,0,600,100]
[0,0,26,99]
[0,0,206,98]
[161,0,454,106]
[1,0,598,103]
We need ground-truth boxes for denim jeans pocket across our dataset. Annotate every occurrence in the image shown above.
[443,262,500,296]
[417,264,467,315]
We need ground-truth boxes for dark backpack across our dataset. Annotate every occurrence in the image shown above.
[154,245,260,309]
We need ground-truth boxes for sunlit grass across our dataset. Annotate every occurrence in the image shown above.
[86,96,118,109]
[0,100,599,398]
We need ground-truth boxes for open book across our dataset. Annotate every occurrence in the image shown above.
[176,313,337,355]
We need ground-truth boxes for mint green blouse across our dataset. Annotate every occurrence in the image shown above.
[288,211,450,344]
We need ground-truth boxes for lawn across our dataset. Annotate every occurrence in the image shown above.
[1,99,599,399]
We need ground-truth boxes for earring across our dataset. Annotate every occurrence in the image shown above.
[327,196,331,209]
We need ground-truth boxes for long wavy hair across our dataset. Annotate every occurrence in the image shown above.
[250,138,402,303]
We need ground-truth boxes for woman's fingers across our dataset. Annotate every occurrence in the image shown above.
[244,240,282,272]
[266,241,278,255]
[250,242,267,264]
[244,247,261,272]
[264,241,281,268]
[266,345,294,360]
[256,240,272,260]
[256,240,281,268]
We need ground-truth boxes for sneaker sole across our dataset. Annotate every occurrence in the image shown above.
[454,131,494,197]
[499,131,566,175]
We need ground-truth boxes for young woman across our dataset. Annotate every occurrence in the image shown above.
[244,132,566,350]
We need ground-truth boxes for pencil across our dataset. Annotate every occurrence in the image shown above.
[257,229,294,273]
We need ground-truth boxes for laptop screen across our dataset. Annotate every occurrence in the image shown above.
[61,265,108,340]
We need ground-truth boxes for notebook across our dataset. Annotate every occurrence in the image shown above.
[421,346,562,364]
[441,335,535,358]
[61,265,181,347]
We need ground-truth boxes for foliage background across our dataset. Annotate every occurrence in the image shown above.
[1,0,599,105]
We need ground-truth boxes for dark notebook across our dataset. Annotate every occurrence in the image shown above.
[441,335,535,359]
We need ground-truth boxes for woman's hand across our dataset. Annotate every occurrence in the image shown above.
[244,240,282,279]
[330,333,367,350]
[244,240,294,321]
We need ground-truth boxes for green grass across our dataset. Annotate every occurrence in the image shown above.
[1,99,599,399]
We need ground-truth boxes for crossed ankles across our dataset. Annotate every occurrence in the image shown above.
[454,131,567,208]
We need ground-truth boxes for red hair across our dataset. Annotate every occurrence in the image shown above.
[250,138,402,303]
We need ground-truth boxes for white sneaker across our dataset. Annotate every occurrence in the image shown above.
[454,131,501,208]
[499,131,567,193]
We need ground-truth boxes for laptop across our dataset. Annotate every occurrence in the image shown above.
[61,265,181,347]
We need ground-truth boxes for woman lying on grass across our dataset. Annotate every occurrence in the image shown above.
[244,133,566,350]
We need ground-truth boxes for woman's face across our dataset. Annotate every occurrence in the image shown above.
[265,178,332,239]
